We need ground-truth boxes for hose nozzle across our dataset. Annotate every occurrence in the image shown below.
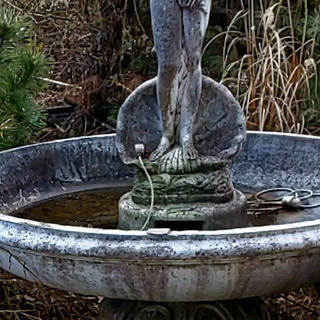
[135,144,145,157]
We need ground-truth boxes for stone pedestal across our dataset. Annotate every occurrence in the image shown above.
[118,190,247,230]
[116,76,248,231]
[100,298,271,320]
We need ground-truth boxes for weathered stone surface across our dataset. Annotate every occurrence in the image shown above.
[116,0,247,230]
[116,76,247,230]
[132,168,234,205]
[148,0,212,161]
[118,190,247,231]
[1,133,320,303]
[116,76,246,168]
[100,297,270,320]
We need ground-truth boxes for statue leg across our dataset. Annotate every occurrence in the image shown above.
[181,0,211,159]
[149,0,182,161]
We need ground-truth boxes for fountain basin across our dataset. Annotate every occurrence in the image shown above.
[0,132,319,302]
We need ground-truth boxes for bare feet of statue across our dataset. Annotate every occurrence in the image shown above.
[150,136,172,161]
[182,139,198,160]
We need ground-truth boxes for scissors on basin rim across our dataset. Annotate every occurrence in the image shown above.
[249,188,320,212]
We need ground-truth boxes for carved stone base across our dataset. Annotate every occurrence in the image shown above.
[100,298,271,320]
[118,190,248,230]
[131,168,234,205]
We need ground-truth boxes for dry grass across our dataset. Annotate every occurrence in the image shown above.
[266,287,320,320]
[3,0,127,84]
[2,0,150,140]
[205,0,320,133]
[5,0,320,136]
[0,269,100,320]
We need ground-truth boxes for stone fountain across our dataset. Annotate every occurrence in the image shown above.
[117,0,247,232]
[1,1,320,320]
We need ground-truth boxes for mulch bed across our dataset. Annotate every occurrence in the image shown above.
[0,270,99,320]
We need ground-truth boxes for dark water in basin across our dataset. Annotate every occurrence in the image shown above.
[11,187,130,229]
[10,186,320,230]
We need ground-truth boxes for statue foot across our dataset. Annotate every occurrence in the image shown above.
[183,142,198,160]
[150,136,172,161]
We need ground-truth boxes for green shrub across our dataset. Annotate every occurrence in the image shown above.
[0,8,50,151]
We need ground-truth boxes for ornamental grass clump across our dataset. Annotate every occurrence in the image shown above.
[0,8,50,151]
[205,0,320,134]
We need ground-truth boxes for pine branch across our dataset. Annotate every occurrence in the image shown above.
[0,6,50,151]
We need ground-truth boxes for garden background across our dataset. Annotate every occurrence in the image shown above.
[1,0,320,319]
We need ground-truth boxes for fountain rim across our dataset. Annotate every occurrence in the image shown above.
[0,131,320,240]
